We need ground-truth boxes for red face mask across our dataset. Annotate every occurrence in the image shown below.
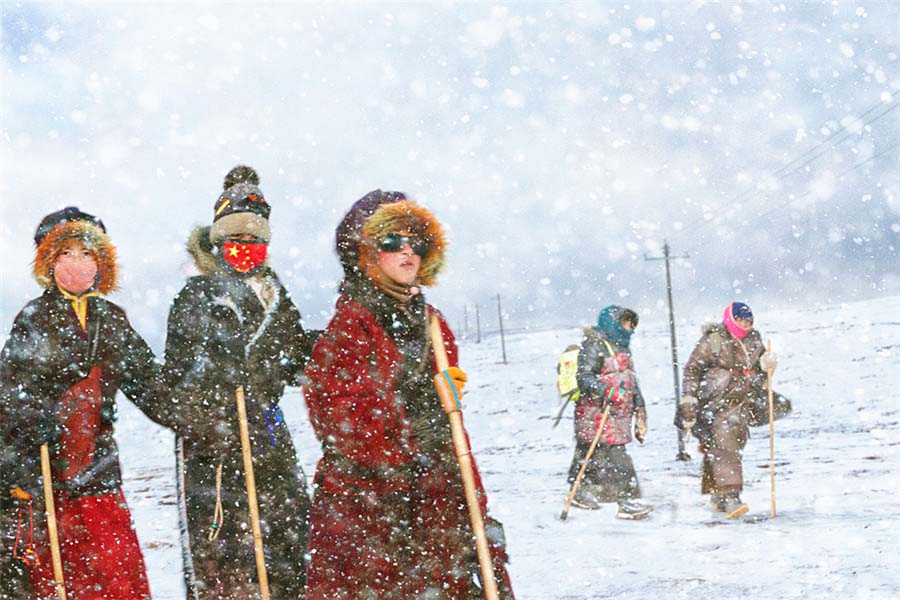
[222,241,268,273]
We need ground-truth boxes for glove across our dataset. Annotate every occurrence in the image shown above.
[679,395,698,429]
[759,351,778,373]
[603,382,628,407]
[434,367,467,413]
[9,486,32,502]
[634,407,648,444]
[446,366,467,395]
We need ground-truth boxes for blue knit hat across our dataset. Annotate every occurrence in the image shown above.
[731,302,753,321]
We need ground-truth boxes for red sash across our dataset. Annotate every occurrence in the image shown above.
[55,366,103,481]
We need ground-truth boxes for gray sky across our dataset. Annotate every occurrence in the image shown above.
[2,1,898,348]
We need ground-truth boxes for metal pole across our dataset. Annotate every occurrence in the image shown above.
[496,293,507,364]
[645,240,690,461]
[475,303,482,344]
[663,242,690,461]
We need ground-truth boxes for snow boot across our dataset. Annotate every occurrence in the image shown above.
[723,494,749,519]
[616,499,652,520]
[709,494,727,512]
[571,486,602,510]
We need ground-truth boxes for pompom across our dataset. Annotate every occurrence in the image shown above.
[223,165,260,190]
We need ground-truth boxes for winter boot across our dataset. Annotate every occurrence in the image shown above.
[616,499,652,520]
[709,494,727,512]
[723,494,749,519]
[571,486,602,510]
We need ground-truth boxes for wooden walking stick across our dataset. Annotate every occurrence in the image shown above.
[235,386,271,600]
[429,315,500,600]
[40,443,67,600]
[560,404,612,521]
[766,340,777,518]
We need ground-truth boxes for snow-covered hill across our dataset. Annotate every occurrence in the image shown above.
[115,295,900,599]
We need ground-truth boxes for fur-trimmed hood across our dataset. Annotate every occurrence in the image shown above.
[360,199,446,287]
[335,190,447,288]
[187,225,270,276]
[33,219,117,294]
[700,322,722,336]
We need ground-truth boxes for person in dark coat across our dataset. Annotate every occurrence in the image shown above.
[159,166,316,599]
[303,190,514,599]
[566,305,651,519]
[680,302,778,518]
[1,207,162,599]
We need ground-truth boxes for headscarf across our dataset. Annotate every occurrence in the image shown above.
[722,302,753,339]
[596,305,634,348]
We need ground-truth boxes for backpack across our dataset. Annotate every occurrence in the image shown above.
[556,344,581,401]
[556,338,615,401]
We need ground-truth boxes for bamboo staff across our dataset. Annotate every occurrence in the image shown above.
[429,315,500,600]
[766,340,777,518]
[235,386,271,600]
[560,404,612,521]
[40,443,67,600]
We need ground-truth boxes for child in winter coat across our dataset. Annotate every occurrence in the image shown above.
[566,305,650,519]
[679,302,778,518]
[158,166,316,599]
[303,190,514,599]
[0,207,163,599]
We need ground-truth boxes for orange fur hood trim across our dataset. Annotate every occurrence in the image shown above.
[359,199,447,287]
[33,220,118,294]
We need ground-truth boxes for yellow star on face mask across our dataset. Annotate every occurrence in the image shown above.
[229,246,240,257]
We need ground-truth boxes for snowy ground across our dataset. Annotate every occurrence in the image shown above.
[115,295,900,599]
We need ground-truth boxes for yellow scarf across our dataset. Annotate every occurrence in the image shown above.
[58,287,100,330]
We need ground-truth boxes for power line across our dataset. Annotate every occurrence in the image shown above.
[776,102,898,180]
[670,99,898,247]
[745,138,900,227]
[681,137,900,244]
[771,90,900,177]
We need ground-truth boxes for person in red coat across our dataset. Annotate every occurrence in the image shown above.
[303,190,514,599]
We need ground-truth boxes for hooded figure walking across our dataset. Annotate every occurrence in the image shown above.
[1,207,164,599]
[679,302,778,518]
[303,190,514,599]
[566,305,651,519]
[159,166,316,599]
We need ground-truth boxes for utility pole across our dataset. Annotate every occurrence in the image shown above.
[496,294,507,364]
[645,239,691,461]
[475,303,482,343]
[463,305,469,339]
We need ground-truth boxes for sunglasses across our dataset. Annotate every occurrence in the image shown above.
[377,233,429,256]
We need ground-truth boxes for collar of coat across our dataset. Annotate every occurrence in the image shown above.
[340,278,428,338]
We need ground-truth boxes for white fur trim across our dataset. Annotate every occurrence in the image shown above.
[209,212,271,243]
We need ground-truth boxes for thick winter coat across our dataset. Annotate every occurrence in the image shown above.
[682,323,767,444]
[574,327,646,446]
[1,288,164,495]
[160,226,316,599]
[0,287,160,599]
[304,282,514,599]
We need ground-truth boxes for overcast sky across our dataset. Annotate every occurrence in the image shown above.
[2,1,898,348]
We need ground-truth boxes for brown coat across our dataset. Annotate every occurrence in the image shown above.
[682,323,767,442]
[682,323,767,494]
